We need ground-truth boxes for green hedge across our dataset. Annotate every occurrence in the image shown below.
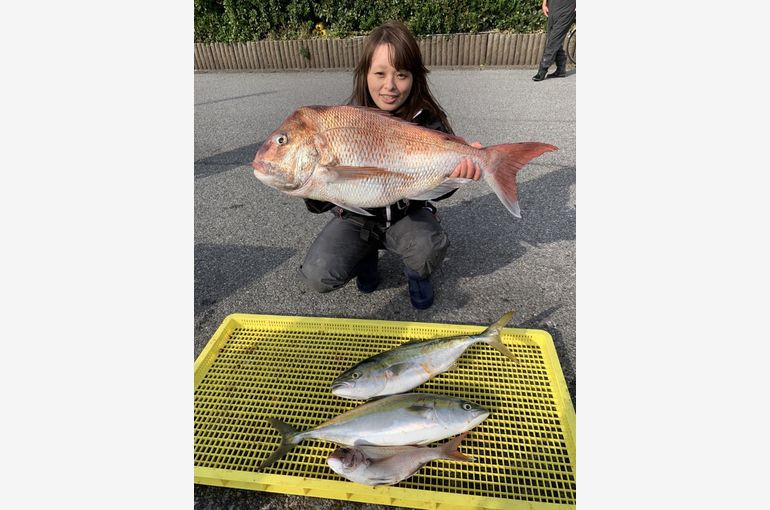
[194,0,546,43]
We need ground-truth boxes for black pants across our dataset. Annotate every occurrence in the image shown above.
[299,208,449,293]
[538,7,576,69]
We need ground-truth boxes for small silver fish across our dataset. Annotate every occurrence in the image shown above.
[260,393,488,468]
[331,310,518,400]
[327,432,474,486]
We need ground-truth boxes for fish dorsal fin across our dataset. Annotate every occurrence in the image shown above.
[438,132,474,145]
[346,105,397,118]
[408,178,473,201]
[365,394,393,402]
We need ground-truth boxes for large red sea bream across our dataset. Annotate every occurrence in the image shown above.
[251,105,556,218]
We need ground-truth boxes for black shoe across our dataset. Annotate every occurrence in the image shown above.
[547,69,567,78]
[550,53,568,78]
[355,251,380,293]
[404,267,433,310]
[532,67,549,81]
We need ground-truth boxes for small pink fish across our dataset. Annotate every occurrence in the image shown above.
[327,432,474,486]
[252,105,556,218]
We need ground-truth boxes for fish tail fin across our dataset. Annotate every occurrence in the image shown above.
[477,310,519,363]
[440,432,475,462]
[260,418,303,468]
[483,143,557,218]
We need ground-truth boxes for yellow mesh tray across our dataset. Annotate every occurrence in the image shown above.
[194,313,576,510]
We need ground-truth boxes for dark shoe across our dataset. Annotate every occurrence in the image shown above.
[551,52,567,77]
[547,69,567,78]
[532,67,549,81]
[404,267,434,310]
[355,251,380,293]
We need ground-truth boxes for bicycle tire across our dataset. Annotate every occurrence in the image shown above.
[566,28,576,65]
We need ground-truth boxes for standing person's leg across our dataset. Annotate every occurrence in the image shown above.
[533,11,574,81]
[299,216,378,293]
[533,16,558,81]
[549,47,568,78]
[384,208,449,309]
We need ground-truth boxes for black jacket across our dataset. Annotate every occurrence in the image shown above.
[303,107,458,218]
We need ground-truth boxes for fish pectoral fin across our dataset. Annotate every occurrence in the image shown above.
[408,178,473,201]
[325,165,406,181]
[331,202,375,216]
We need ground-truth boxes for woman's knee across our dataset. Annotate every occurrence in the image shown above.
[298,259,341,293]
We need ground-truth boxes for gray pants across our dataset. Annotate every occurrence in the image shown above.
[299,208,449,293]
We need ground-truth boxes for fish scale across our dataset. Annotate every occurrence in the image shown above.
[322,127,465,205]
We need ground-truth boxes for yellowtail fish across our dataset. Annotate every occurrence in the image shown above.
[260,393,488,468]
[332,310,518,400]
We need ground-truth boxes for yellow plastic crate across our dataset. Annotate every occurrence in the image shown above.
[194,313,576,510]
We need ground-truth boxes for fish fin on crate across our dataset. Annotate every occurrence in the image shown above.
[408,178,472,200]
[439,432,475,462]
[476,310,519,363]
[331,202,375,216]
[483,142,557,219]
[259,418,303,469]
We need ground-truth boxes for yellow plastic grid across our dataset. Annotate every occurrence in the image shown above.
[194,313,576,510]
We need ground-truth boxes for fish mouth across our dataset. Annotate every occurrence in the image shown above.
[252,159,272,176]
[331,381,351,393]
[471,410,491,427]
[328,447,348,462]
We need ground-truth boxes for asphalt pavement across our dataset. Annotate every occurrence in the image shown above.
[194,66,575,509]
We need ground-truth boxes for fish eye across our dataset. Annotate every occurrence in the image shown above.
[275,134,288,145]
[351,372,360,379]
[463,403,473,411]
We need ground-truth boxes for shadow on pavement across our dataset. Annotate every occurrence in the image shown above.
[195,141,264,180]
[195,90,279,107]
[439,164,575,277]
[194,243,295,317]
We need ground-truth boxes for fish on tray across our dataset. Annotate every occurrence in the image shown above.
[251,105,556,218]
[331,310,518,400]
[260,393,488,468]
[327,432,474,486]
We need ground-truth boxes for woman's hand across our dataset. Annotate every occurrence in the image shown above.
[449,141,483,180]
[542,0,549,16]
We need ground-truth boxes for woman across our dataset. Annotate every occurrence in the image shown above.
[299,20,481,310]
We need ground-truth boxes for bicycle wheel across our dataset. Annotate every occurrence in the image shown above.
[566,27,576,65]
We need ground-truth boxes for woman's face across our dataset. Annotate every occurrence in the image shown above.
[367,43,413,112]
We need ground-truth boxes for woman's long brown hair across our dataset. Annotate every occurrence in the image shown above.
[348,20,453,134]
